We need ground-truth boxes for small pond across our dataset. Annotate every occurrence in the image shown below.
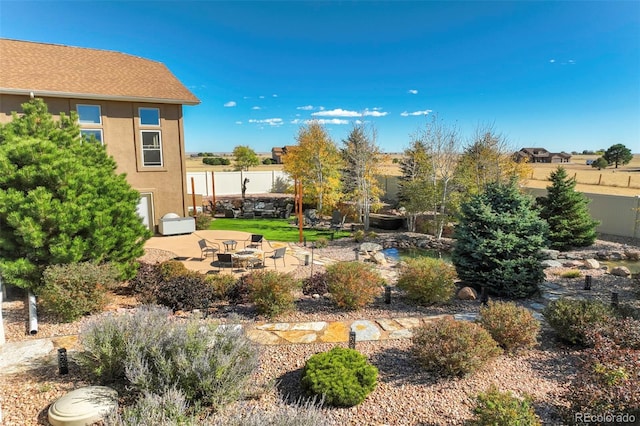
[382,247,452,263]
[601,260,640,275]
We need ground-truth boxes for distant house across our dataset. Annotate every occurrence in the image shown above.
[515,148,571,163]
[271,145,297,164]
[0,38,200,232]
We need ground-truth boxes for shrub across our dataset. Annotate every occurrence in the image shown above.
[559,270,582,279]
[156,270,215,312]
[302,272,329,296]
[244,270,300,318]
[159,260,188,280]
[109,388,198,426]
[566,327,640,420]
[211,397,330,426]
[477,301,540,354]
[129,262,163,304]
[353,230,366,243]
[228,275,252,305]
[205,273,238,300]
[77,306,260,409]
[193,213,212,230]
[543,298,614,346]
[396,257,457,304]
[314,237,329,248]
[38,262,120,322]
[411,317,502,377]
[326,262,382,310]
[301,347,378,407]
[469,385,541,426]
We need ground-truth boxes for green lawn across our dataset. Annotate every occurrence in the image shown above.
[208,218,351,242]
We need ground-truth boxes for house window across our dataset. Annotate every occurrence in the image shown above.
[139,108,160,126]
[141,130,162,166]
[80,129,103,144]
[77,105,102,124]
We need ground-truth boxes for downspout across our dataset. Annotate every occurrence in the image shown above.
[28,291,38,335]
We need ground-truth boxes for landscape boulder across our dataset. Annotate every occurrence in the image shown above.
[583,259,600,269]
[610,266,631,277]
[541,260,563,268]
[457,287,477,300]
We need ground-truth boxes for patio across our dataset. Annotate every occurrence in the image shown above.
[144,230,305,276]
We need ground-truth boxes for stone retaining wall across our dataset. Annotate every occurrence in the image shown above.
[374,232,454,253]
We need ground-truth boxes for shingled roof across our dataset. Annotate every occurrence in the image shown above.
[0,39,199,105]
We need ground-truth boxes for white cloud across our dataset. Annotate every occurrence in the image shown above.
[224,101,237,107]
[290,118,302,124]
[252,106,261,110]
[243,96,250,99]
[400,110,432,117]
[549,59,556,63]
[259,95,265,99]
[235,121,242,125]
[408,89,418,95]
[568,59,575,64]
[363,109,388,117]
[318,106,325,111]
[312,108,361,117]
[248,118,283,127]
[297,105,314,110]
[309,118,349,125]
[272,94,278,97]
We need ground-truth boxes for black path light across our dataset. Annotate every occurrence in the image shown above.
[385,285,391,304]
[611,292,619,308]
[58,348,69,375]
[480,286,489,306]
[348,331,356,349]
[584,275,592,290]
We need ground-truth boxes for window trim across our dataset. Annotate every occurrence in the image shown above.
[141,130,163,167]
[139,107,160,127]
[76,104,102,125]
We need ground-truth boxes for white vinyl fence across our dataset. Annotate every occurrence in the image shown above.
[186,171,292,197]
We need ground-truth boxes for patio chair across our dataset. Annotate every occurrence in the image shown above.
[198,239,220,258]
[244,234,264,249]
[216,253,235,271]
[330,210,346,231]
[304,209,320,227]
[265,247,287,269]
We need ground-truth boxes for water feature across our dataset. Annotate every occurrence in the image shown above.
[602,260,640,275]
[382,247,451,263]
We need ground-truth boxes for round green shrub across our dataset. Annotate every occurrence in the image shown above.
[159,260,188,280]
[205,273,238,300]
[477,301,540,354]
[301,347,378,407]
[314,237,329,248]
[326,261,382,310]
[396,257,457,304]
[543,298,614,346]
[469,385,541,426]
[411,317,502,377]
[38,262,120,322]
[244,270,300,318]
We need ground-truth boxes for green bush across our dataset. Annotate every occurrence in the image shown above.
[477,301,540,354]
[205,273,238,300]
[411,317,502,377]
[192,213,212,230]
[566,325,640,420]
[244,270,300,318]
[326,261,382,310]
[396,257,457,304]
[159,260,188,280]
[78,306,259,409]
[38,262,120,322]
[543,298,614,346]
[469,385,541,426]
[353,230,366,243]
[314,237,329,248]
[202,157,230,166]
[301,347,378,407]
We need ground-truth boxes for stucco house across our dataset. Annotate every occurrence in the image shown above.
[516,147,571,163]
[0,38,200,232]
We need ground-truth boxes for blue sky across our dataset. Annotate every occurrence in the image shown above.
[1,1,639,154]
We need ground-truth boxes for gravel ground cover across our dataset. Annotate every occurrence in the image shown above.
[1,236,638,425]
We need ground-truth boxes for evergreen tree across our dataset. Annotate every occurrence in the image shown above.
[0,99,151,291]
[536,167,599,251]
[452,180,548,298]
[603,143,633,169]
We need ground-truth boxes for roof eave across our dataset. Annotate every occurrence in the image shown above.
[0,88,200,106]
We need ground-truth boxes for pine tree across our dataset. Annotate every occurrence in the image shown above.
[452,180,548,298]
[0,99,151,291]
[536,167,599,251]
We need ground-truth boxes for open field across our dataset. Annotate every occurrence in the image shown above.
[186,154,640,197]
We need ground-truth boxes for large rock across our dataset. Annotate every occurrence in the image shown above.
[360,242,383,253]
[583,259,600,269]
[457,286,477,300]
[624,249,640,261]
[611,266,631,277]
[541,260,563,268]
[540,249,560,260]
[371,252,387,265]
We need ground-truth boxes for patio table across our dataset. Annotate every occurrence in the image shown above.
[223,240,237,252]
[232,249,263,269]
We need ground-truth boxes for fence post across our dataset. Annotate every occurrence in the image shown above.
[598,174,602,185]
